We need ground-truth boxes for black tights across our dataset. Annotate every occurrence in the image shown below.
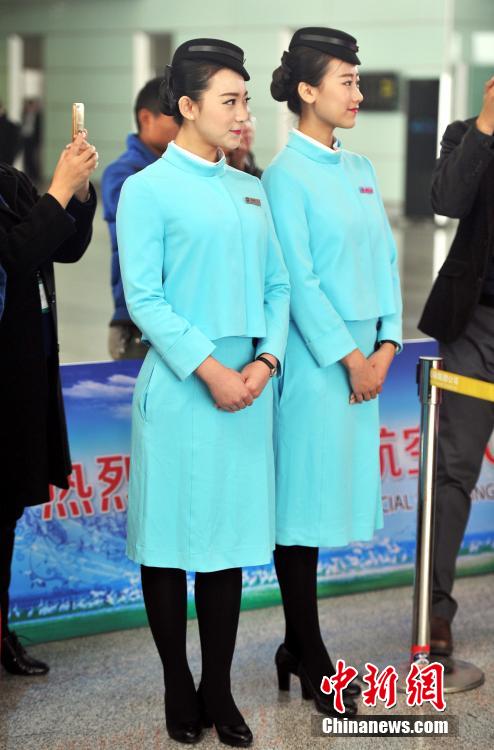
[141,565,243,724]
[274,544,336,688]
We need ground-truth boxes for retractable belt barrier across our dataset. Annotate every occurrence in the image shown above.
[396,357,486,695]
[430,368,494,403]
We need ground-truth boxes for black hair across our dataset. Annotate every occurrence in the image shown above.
[159,60,222,125]
[134,77,165,130]
[270,47,333,115]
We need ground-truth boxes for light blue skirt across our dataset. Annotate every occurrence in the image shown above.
[127,336,275,571]
[274,319,383,548]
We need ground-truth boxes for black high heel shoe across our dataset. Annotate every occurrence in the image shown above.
[275,644,361,702]
[275,643,296,691]
[164,695,203,744]
[198,687,253,748]
[298,663,358,717]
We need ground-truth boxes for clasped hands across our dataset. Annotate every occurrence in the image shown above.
[195,353,277,412]
[343,343,396,404]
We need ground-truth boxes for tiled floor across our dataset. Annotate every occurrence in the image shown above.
[1,574,492,749]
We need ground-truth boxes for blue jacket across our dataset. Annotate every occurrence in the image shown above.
[102,134,158,323]
[116,142,290,381]
[262,129,402,367]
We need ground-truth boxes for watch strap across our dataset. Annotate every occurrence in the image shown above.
[256,355,277,376]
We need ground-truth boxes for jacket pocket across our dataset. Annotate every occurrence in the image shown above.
[438,257,468,278]
[137,354,158,421]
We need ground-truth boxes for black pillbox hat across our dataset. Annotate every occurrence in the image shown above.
[171,38,250,81]
[289,27,360,65]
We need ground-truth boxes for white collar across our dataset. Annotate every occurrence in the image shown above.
[170,141,225,166]
[292,128,340,153]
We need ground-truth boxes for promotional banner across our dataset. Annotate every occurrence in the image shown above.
[10,340,494,642]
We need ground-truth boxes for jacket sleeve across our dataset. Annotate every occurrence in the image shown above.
[52,184,97,263]
[366,160,403,351]
[431,121,494,219]
[262,165,357,368]
[117,175,215,381]
[0,193,77,275]
[254,183,291,372]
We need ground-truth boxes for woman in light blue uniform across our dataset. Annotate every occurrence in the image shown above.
[262,28,402,716]
[117,39,289,747]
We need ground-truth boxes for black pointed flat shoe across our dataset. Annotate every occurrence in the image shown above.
[166,719,203,745]
[164,693,203,744]
[198,688,253,747]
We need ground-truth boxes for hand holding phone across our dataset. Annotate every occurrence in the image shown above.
[72,103,85,140]
[48,132,98,208]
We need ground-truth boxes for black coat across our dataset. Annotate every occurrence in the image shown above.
[0,164,96,515]
[418,118,494,343]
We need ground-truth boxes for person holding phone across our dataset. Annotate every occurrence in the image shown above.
[262,28,402,716]
[117,39,289,746]
[0,131,98,676]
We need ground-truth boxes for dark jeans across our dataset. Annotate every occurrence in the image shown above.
[433,304,494,622]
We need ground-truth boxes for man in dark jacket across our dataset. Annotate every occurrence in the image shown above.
[418,76,494,656]
[0,132,97,675]
[102,77,177,359]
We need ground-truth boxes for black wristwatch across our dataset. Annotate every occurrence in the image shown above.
[376,339,399,354]
[256,355,278,377]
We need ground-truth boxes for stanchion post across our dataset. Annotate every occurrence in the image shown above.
[411,356,443,664]
[395,356,485,694]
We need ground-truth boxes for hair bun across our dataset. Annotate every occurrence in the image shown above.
[159,64,179,116]
[270,51,293,102]
[280,50,293,77]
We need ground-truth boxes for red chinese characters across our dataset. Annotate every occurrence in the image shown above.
[406,662,446,711]
[379,427,403,479]
[403,427,420,476]
[96,454,129,513]
[320,659,359,714]
[42,455,130,520]
[361,662,398,709]
[379,425,421,480]
[43,463,94,520]
[328,661,447,713]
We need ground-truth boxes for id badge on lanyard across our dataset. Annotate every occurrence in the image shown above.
[37,271,50,313]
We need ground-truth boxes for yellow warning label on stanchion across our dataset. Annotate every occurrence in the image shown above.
[430,369,494,402]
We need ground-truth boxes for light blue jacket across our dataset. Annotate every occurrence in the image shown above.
[116,142,290,380]
[262,130,402,367]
